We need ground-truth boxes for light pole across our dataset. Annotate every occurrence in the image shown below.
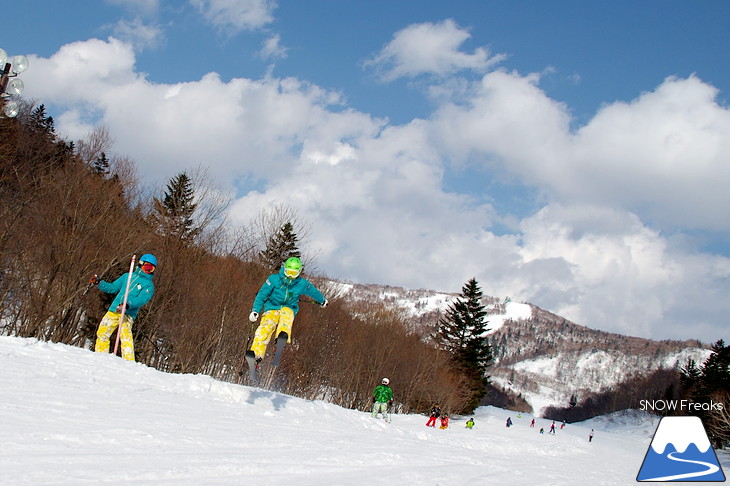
[0,48,29,118]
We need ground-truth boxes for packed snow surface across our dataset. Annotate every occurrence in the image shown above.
[1,336,727,485]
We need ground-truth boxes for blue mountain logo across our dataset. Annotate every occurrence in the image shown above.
[637,416,726,482]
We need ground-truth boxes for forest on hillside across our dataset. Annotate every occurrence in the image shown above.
[0,103,478,414]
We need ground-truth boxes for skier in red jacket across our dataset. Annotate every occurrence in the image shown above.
[439,413,450,429]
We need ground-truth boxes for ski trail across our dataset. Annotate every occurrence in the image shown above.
[642,451,720,481]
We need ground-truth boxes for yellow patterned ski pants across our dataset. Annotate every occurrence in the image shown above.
[250,307,294,359]
[95,311,135,361]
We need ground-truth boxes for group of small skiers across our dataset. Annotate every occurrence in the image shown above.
[425,403,452,429]
[420,405,595,441]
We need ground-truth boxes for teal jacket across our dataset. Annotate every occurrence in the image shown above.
[252,266,325,315]
[98,268,155,319]
[372,384,393,404]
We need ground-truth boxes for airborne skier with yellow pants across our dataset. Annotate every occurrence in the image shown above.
[246,257,327,382]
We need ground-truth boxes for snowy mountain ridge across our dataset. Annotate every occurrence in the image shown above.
[331,280,711,415]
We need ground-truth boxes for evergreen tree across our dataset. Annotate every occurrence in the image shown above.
[152,171,199,241]
[681,341,730,399]
[680,358,702,389]
[701,340,730,392]
[569,394,578,409]
[260,221,301,273]
[93,152,110,176]
[436,277,493,411]
[28,104,55,137]
[680,340,730,447]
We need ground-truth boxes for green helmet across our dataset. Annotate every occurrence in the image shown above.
[283,257,302,278]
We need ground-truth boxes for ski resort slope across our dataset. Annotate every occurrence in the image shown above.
[1,336,727,486]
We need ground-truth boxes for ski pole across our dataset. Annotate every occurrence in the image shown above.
[113,254,137,356]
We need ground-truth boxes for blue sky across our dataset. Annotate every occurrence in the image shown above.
[3,0,730,343]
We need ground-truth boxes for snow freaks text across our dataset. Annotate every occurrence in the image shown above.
[639,399,725,413]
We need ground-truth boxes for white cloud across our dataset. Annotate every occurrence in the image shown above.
[570,76,730,231]
[21,37,730,342]
[364,19,505,81]
[259,34,287,60]
[432,71,730,233]
[112,17,165,51]
[515,204,681,337]
[25,37,141,108]
[190,0,276,34]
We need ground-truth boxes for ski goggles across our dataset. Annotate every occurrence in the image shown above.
[284,267,300,278]
[140,262,156,274]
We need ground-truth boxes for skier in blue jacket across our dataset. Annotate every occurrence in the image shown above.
[91,254,156,361]
[247,257,327,362]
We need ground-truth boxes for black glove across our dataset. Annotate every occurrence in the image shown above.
[89,274,100,285]
[115,303,126,313]
[320,299,328,308]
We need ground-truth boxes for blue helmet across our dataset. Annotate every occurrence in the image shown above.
[140,253,157,266]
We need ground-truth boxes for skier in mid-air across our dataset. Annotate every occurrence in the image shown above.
[91,253,157,361]
[371,377,394,421]
[246,257,326,378]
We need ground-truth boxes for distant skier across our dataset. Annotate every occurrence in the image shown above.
[247,257,327,368]
[91,254,157,361]
[589,429,594,442]
[439,413,450,429]
[560,421,566,430]
[549,421,556,434]
[539,428,545,434]
[426,404,441,427]
[465,418,475,429]
[371,377,393,421]
[530,418,536,428]
[506,417,513,427]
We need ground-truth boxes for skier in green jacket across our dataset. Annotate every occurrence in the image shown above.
[372,377,393,421]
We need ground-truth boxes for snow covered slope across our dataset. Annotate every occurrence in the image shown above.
[3,336,726,485]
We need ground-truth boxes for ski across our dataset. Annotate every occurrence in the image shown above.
[259,332,288,390]
[245,350,259,384]
[272,331,288,367]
